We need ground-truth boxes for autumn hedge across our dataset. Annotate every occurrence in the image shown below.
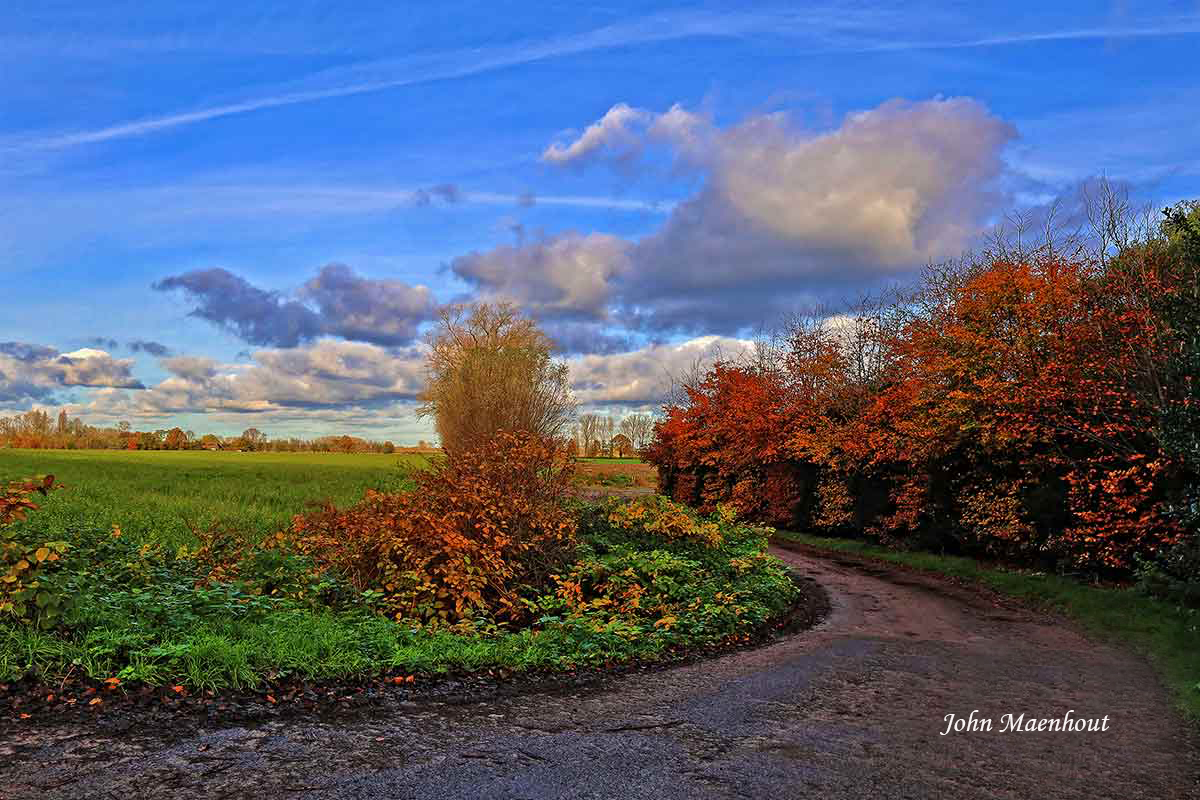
[648,202,1200,576]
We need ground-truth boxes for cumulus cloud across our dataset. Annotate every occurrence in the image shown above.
[514,97,1018,333]
[153,268,322,347]
[450,232,631,321]
[154,265,435,348]
[300,264,436,347]
[540,321,638,356]
[0,342,143,404]
[566,335,753,406]
[84,340,427,418]
[68,333,754,424]
[541,102,712,169]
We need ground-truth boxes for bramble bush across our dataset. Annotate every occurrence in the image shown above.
[525,495,796,654]
[1,476,71,626]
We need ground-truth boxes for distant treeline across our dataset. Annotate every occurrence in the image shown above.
[0,409,423,454]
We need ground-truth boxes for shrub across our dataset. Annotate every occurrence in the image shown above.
[418,303,576,456]
[549,498,798,642]
[1,476,71,626]
[604,494,726,547]
[285,431,577,625]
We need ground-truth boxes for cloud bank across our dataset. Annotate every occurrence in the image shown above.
[0,343,143,405]
[467,97,1016,334]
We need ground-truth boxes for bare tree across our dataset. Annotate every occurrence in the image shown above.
[618,413,656,451]
[577,413,604,456]
[419,303,576,455]
[598,416,614,456]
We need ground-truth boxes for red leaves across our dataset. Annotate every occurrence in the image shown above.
[649,253,1188,573]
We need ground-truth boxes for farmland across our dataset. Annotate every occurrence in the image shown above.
[0,449,425,548]
[0,445,796,698]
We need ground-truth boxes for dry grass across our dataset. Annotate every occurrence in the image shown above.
[574,461,657,489]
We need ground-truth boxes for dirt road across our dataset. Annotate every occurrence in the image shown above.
[2,544,1195,799]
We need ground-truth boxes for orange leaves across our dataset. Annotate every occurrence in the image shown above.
[285,431,577,625]
[648,250,1191,574]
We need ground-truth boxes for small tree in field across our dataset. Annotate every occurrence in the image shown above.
[419,303,576,455]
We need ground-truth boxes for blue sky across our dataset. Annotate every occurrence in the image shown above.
[2,1,1198,442]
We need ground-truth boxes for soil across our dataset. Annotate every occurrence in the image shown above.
[2,543,1196,799]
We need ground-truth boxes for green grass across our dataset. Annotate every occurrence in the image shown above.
[0,454,796,693]
[0,449,425,547]
[0,606,696,690]
[776,531,1200,723]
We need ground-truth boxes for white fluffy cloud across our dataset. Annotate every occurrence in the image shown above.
[478,97,1017,334]
[711,98,1014,265]
[65,335,754,431]
[450,232,632,320]
[542,102,714,169]
[0,342,143,405]
[78,340,427,418]
[567,335,753,406]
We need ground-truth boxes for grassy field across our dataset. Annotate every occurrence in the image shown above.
[776,531,1200,723]
[0,449,423,547]
[0,448,796,693]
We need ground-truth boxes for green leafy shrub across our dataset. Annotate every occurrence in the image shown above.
[1,476,71,626]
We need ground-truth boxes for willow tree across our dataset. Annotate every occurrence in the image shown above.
[418,303,576,455]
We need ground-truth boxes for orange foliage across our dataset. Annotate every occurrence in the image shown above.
[648,248,1195,573]
[283,431,576,624]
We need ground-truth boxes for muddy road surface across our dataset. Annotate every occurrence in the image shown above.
[2,544,1195,799]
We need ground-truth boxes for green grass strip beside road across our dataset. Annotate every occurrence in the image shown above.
[775,531,1200,724]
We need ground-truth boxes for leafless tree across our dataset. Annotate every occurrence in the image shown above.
[577,413,605,456]
[618,413,656,451]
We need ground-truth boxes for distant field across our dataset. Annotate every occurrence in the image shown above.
[0,449,422,547]
[575,456,644,464]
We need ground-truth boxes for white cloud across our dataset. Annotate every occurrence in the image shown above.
[541,102,712,168]
[79,340,427,418]
[451,233,632,320]
[0,342,143,405]
[567,336,753,406]
[473,96,1017,335]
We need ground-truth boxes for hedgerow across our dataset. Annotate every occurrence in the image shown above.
[648,202,1200,578]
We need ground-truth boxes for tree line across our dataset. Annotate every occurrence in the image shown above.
[0,409,407,453]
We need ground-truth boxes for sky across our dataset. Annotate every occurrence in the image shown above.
[2,1,1199,443]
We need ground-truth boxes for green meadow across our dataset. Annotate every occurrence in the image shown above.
[0,449,424,548]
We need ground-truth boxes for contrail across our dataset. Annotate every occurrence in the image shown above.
[7,10,1200,152]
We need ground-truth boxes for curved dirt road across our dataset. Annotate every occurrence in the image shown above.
[2,544,1196,799]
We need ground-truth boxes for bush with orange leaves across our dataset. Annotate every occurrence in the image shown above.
[284,431,578,626]
[648,200,1200,575]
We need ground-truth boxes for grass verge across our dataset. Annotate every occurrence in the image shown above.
[775,530,1200,723]
[1,498,800,714]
